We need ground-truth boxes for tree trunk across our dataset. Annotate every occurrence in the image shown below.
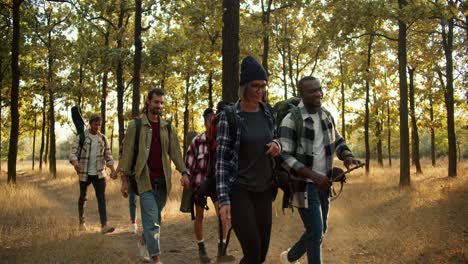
[222,0,240,103]
[261,0,273,76]
[117,0,127,145]
[387,102,392,167]
[287,41,296,96]
[375,94,383,167]
[0,50,3,174]
[183,74,190,155]
[279,45,288,100]
[32,114,37,170]
[47,27,56,178]
[48,89,56,178]
[110,119,114,153]
[398,0,410,186]
[338,49,346,140]
[44,123,49,165]
[208,71,214,109]
[440,1,457,177]
[8,0,21,184]
[39,95,46,170]
[429,93,436,166]
[408,67,422,174]
[132,0,142,117]
[100,30,110,134]
[364,34,374,174]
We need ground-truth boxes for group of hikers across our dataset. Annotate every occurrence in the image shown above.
[69,55,362,264]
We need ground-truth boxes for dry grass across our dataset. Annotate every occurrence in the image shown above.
[0,159,466,263]
[268,159,468,264]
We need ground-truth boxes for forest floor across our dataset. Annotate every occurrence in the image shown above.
[0,159,467,264]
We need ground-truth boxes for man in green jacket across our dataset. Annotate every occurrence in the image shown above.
[120,88,189,264]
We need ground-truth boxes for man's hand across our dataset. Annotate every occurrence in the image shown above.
[110,170,118,180]
[296,167,331,191]
[120,178,129,198]
[344,156,363,169]
[313,175,332,191]
[219,205,231,228]
[72,162,80,173]
[180,173,190,189]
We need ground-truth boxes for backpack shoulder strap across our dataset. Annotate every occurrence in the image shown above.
[166,121,172,156]
[289,106,303,141]
[132,118,142,172]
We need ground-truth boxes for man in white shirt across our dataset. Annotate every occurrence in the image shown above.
[69,114,117,234]
[279,77,362,263]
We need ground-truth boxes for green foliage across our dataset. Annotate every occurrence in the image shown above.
[1,0,466,167]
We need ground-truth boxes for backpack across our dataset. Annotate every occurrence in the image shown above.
[128,117,172,196]
[272,97,302,210]
[191,104,237,212]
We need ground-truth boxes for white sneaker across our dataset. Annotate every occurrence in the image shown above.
[137,241,150,261]
[79,223,88,231]
[130,223,137,234]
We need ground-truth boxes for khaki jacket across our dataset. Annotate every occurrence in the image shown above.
[121,114,187,194]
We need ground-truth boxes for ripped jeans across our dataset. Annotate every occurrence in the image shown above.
[140,188,167,257]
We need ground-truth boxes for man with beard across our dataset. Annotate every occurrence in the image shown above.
[120,88,189,264]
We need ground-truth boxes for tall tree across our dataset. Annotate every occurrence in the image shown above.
[222,0,240,102]
[408,66,422,173]
[8,0,22,184]
[436,0,457,177]
[364,34,374,174]
[132,0,142,116]
[398,0,411,186]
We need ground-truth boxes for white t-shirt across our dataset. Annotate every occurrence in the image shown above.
[310,113,327,176]
[87,134,100,175]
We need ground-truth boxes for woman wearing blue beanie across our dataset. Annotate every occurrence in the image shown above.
[216,55,282,264]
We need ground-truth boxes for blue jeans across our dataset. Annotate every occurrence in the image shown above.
[129,189,137,222]
[288,183,330,264]
[140,189,167,257]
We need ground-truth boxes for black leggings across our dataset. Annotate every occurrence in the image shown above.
[230,185,272,264]
[78,175,107,226]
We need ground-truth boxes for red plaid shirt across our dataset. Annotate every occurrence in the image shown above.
[185,132,209,188]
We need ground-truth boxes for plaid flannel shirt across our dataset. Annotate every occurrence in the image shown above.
[185,132,209,188]
[279,100,352,208]
[215,102,280,207]
[69,130,114,181]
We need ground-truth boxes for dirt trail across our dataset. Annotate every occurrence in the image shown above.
[12,167,467,264]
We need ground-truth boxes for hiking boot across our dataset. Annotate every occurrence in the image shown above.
[130,223,137,234]
[217,242,235,262]
[101,225,115,234]
[79,223,87,231]
[198,242,211,263]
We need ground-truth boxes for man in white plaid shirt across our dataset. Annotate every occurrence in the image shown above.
[70,114,117,234]
[279,76,362,264]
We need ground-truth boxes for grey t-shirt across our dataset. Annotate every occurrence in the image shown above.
[236,110,273,192]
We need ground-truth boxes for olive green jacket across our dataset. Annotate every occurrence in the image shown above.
[121,114,187,195]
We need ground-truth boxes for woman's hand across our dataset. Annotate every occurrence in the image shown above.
[265,142,280,157]
[219,205,231,228]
